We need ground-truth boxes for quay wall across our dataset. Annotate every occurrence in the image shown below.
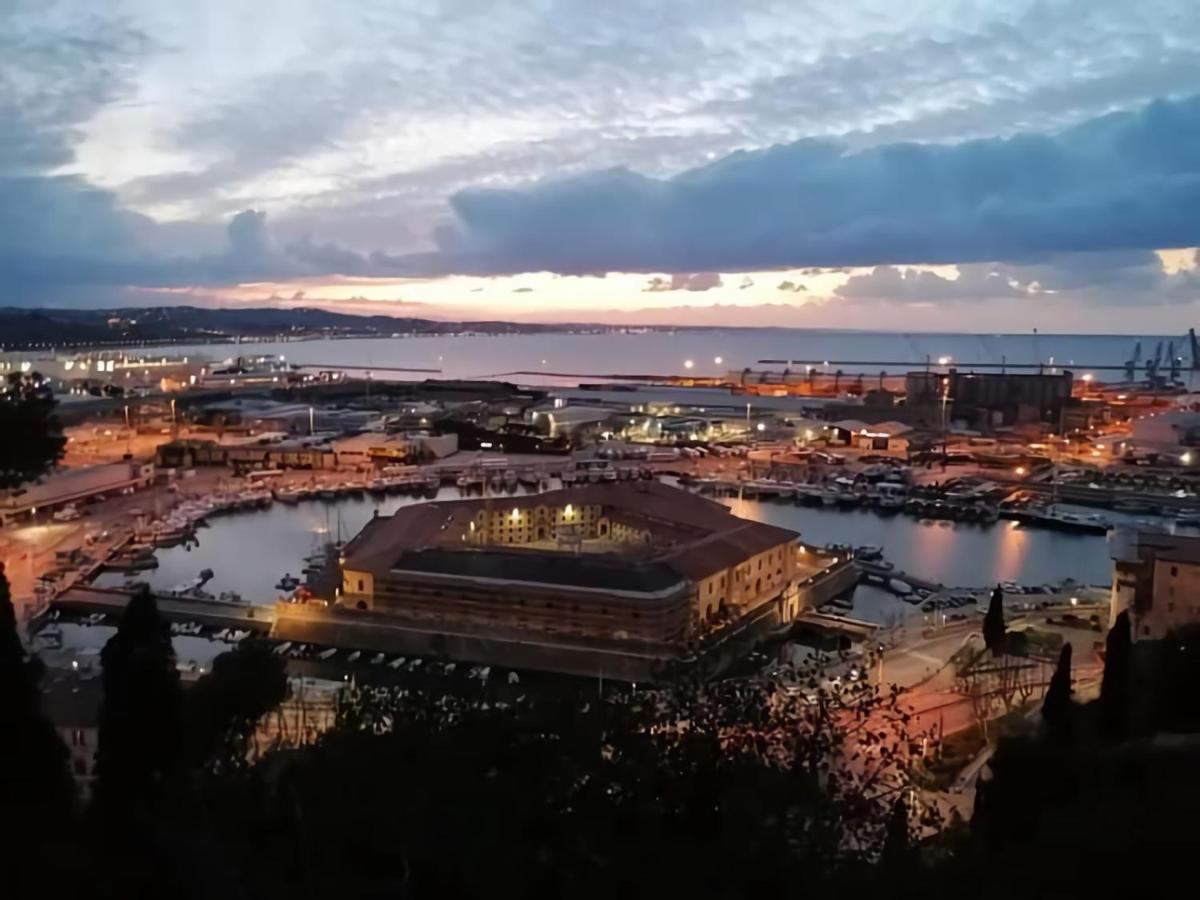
[272,603,681,682]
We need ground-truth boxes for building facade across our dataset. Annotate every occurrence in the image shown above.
[1110,529,1200,640]
[338,483,803,648]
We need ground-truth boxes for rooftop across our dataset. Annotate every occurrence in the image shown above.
[343,482,799,589]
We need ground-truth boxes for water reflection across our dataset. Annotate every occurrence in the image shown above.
[92,487,1118,607]
[718,497,1112,588]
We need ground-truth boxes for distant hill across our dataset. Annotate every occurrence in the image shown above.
[0,306,593,349]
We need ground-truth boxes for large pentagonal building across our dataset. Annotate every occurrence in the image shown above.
[294,481,839,679]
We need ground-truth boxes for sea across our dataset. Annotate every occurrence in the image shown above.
[161,328,1197,384]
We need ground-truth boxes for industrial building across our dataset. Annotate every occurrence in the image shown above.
[906,368,1074,431]
[0,461,156,524]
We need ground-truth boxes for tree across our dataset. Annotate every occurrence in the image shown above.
[0,564,78,896]
[1041,643,1073,740]
[199,658,939,899]
[0,371,67,489]
[1100,610,1131,739]
[983,584,1007,655]
[187,637,288,771]
[96,587,184,815]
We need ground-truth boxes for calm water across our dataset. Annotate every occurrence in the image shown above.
[93,488,1116,610]
[160,329,1194,383]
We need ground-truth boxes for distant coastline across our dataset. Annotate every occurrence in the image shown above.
[1,305,1185,353]
[0,305,686,351]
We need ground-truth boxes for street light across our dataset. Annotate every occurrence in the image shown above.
[714,356,723,365]
[683,359,695,370]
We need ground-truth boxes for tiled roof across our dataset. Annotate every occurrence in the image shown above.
[343,482,798,591]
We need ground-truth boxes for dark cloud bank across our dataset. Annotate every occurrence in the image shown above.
[4,95,1200,305]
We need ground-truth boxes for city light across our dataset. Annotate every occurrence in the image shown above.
[1015,466,1027,476]
[1081,373,1094,382]
[511,507,520,521]
[1183,452,1194,465]
[683,359,695,369]
[938,355,952,366]
[756,422,766,432]
[714,356,723,365]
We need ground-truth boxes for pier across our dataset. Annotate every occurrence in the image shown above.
[795,609,881,640]
[49,585,274,634]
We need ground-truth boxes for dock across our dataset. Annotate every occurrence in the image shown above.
[49,585,274,634]
[795,610,881,640]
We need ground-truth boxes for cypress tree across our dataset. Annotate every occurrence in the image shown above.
[1041,643,1073,739]
[1100,610,1132,739]
[880,796,910,868]
[983,584,1007,655]
[96,586,183,816]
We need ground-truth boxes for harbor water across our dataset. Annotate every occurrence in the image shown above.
[158,328,1195,384]
[93,486,1118,617]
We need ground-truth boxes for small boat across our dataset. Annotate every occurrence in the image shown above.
[347,650,361,663]
[889,578,914,598]
[33,624,63,650]
[274,486,305,503]
[388,656,407,669]
[820,487,845,506]
[854,545,884,561]
[53,504,81,522]
[370,652,385,665]
[273,642,293,655]
[317,648,338,661]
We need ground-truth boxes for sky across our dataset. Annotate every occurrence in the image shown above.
[4,0,1200,330]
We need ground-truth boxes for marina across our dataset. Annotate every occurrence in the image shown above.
[74,474,1123,615]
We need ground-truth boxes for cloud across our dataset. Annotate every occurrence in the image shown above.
[440,95,1200,275]
[835,251,1200,307]
[777,280,807,292]
[643,272,724,292]
[835,265,1025,302]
